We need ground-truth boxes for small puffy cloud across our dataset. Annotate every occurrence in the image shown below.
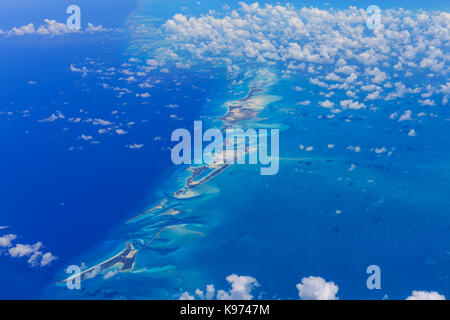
[365,91,380,100]
[319,100,334,108]
[386,82,407,100]
[179,274,259,300]
[80,134,93,141]
[84,265,102,280]
[418,99,435,106]
[179,292,195,300]
[126,143,144,149]
[123,76,136,82]
[340,99,366,110]
[325,73,343,82]
[296,100,311,106]
[347,145,361,152]
[70,64,89,74]
[216,274,260,300]
[406,290,445,300]
[398,110,412,122]
[39,111,64,122]
[40,252,57,267]
[345,73,358,84]
[0,234,17,247]
[86,23,108,33]
[146,59,161,67]
[296,276,339,300]
[195,285,216,300]
[115,129,128,135]
[361,84,381,92]
[92,119,113,126]
[375,147,387,154]
[440,82,450,95]
[365,67,387,84]
[310,78,327,88]
[335,65,356,75]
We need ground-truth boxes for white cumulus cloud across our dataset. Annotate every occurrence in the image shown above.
[406,290,445,300]
[296,276,339,300]
[179,274,259,300]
